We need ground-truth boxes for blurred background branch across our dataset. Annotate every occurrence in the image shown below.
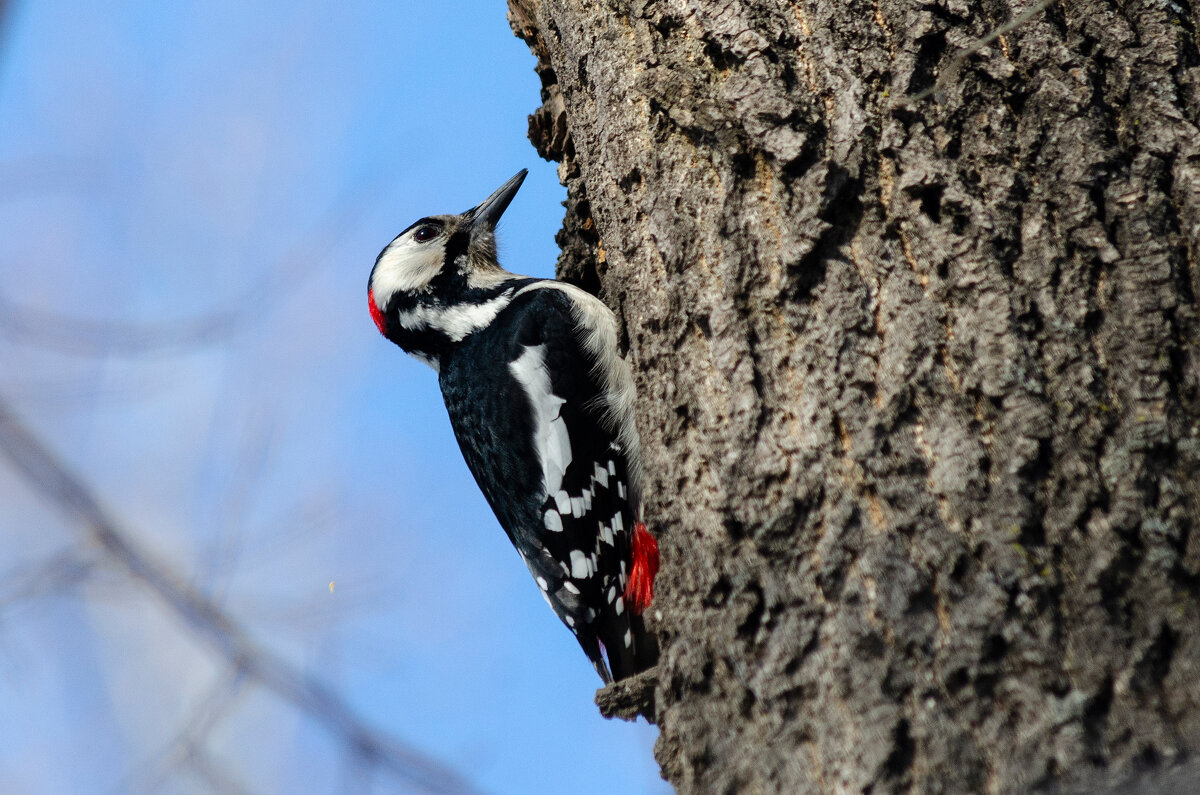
[0,3,661,792]
[0,394,478,794]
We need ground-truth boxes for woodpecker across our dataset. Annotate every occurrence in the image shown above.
[368,170,659,682]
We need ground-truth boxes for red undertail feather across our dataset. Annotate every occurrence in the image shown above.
[368,287,386,335]
[624,522,660,615]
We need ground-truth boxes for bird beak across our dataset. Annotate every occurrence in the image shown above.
[468,169,528,233]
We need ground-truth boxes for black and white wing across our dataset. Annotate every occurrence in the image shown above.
[439,283,655,681]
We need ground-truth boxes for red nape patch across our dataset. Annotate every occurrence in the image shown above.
[624,522,660,615]
[368,287,386,335]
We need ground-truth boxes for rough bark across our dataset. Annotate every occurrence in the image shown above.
[508,0,1200,792]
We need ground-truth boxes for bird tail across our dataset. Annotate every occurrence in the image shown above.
[603,522,660,681]
[605,613,659,681]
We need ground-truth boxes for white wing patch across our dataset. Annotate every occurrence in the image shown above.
[513,281,643,500]
[509,344,572,496]
[570,550,590,579]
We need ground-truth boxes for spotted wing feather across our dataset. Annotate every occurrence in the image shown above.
[438,286,654,681]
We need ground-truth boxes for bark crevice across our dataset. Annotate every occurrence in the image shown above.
[508,0,1200,790]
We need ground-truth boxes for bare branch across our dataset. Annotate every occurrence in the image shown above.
[0,293,243,356]
[120,670,251,794]
[0,548,95,612]
[182,743,257,795]
[0,177,382,357]
[0,393,480,795]
[900,0,1058,106]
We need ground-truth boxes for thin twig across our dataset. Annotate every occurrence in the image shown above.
[118,670,251,795]
[0,177,383,357]
[0,393,480,795]
[0,295,243,356]
[0,548,95,611]
[899,0,1058,106]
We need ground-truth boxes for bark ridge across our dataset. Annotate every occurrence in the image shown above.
[509,0,1200,791]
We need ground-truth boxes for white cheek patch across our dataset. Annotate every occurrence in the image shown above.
[372,237,444,299]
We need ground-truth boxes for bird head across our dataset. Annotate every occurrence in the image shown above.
[368,169,527,337]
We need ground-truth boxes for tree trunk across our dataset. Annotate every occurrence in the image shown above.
[508,0,1200,791]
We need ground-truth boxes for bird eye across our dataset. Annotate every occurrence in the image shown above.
[413,226,437,243]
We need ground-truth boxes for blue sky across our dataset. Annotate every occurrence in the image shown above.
[0,1,665,792]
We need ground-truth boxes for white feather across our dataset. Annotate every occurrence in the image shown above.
[410,351,440,372]
[593,463,609,489]
[397,295,514,342]
[510,344,572,496]
[513,281,643,502]
[371,235,444,296]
